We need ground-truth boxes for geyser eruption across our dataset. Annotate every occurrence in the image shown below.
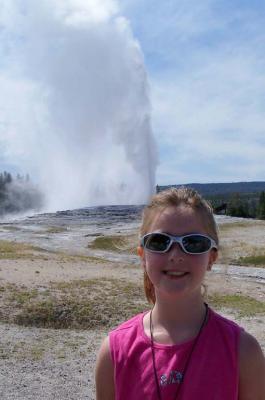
[0,0,158,210]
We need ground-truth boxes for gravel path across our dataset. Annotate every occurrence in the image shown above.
[0,323,105,400]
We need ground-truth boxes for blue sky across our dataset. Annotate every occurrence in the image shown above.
[0,0,265,199]
[121,0,265,184]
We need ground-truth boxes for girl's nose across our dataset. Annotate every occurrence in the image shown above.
[168,243,184,262]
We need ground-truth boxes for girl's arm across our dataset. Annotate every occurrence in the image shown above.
[239,331,265,400]
[95,336,115,400]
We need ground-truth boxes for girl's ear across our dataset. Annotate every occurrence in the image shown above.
[137,246,146,270]
[137,246,144,257]
[207,249,218,271]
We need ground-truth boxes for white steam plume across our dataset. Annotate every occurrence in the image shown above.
[0,0,158,210]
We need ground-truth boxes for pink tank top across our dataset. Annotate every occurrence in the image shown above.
[109,308,241,400]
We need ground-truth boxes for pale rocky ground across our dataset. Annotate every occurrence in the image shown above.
[0,219,264,399]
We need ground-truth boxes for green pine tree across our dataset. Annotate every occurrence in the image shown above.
[257,191,265,219]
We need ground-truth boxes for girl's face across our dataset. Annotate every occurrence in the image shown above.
[141,205,217,300]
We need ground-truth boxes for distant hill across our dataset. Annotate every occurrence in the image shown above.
[157,182,265,196]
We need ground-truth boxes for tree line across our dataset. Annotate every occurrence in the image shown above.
[0,171,43,215]
[208,191,265,220]
[157,185,265,220]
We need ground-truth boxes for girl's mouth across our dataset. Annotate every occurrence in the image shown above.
[163,271,188,278]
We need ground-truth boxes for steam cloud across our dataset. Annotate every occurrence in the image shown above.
[0,0,158,210]
[0,177,43,215]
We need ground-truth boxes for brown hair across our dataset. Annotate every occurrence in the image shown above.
[140,187,219,304]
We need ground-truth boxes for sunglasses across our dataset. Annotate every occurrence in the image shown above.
[140,232,218,255]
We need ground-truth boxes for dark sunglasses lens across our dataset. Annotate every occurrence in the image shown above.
[145,233,170,252]
[182,235,211,253]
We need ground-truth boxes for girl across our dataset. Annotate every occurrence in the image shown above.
[95,187,265,399]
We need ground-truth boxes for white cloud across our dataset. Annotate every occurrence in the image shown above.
[121,0,265,183]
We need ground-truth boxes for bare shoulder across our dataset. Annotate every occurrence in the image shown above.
[95,336,115,400]
[239,330,265,400]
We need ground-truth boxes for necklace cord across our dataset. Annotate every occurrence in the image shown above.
[150,303,209,400]
[150,311,162,400]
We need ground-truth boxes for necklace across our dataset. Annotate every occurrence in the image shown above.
[149,303,209,400]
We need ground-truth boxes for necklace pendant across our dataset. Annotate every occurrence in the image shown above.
[170,370,183,384]
[176,372,183,384]
[160,370,183,387]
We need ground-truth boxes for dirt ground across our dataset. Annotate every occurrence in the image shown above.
[0,219,264,399]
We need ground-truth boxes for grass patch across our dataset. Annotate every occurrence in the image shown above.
[209,294,265,317]
[234,255,265,267]
[218,220,265,233]
[0,335,88,361]
[89,234,137,253]
[1,278,148,329]
[13,342,45,361]
[45,226,68,234]
[55,252,109,264]
[217,242,264,266]
[7,287,39,305]
[54,279,101,290]
[0,240,45,260]
[0,240,105,263]
[218,221,259,232]
[2,278,263,330]
[0,340,47,361]
[1,225,21,232]
[28,345,46,361]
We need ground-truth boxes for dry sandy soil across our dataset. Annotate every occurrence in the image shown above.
[0,219,264,399]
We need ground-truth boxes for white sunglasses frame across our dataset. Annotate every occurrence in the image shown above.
[140,232,218,255]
